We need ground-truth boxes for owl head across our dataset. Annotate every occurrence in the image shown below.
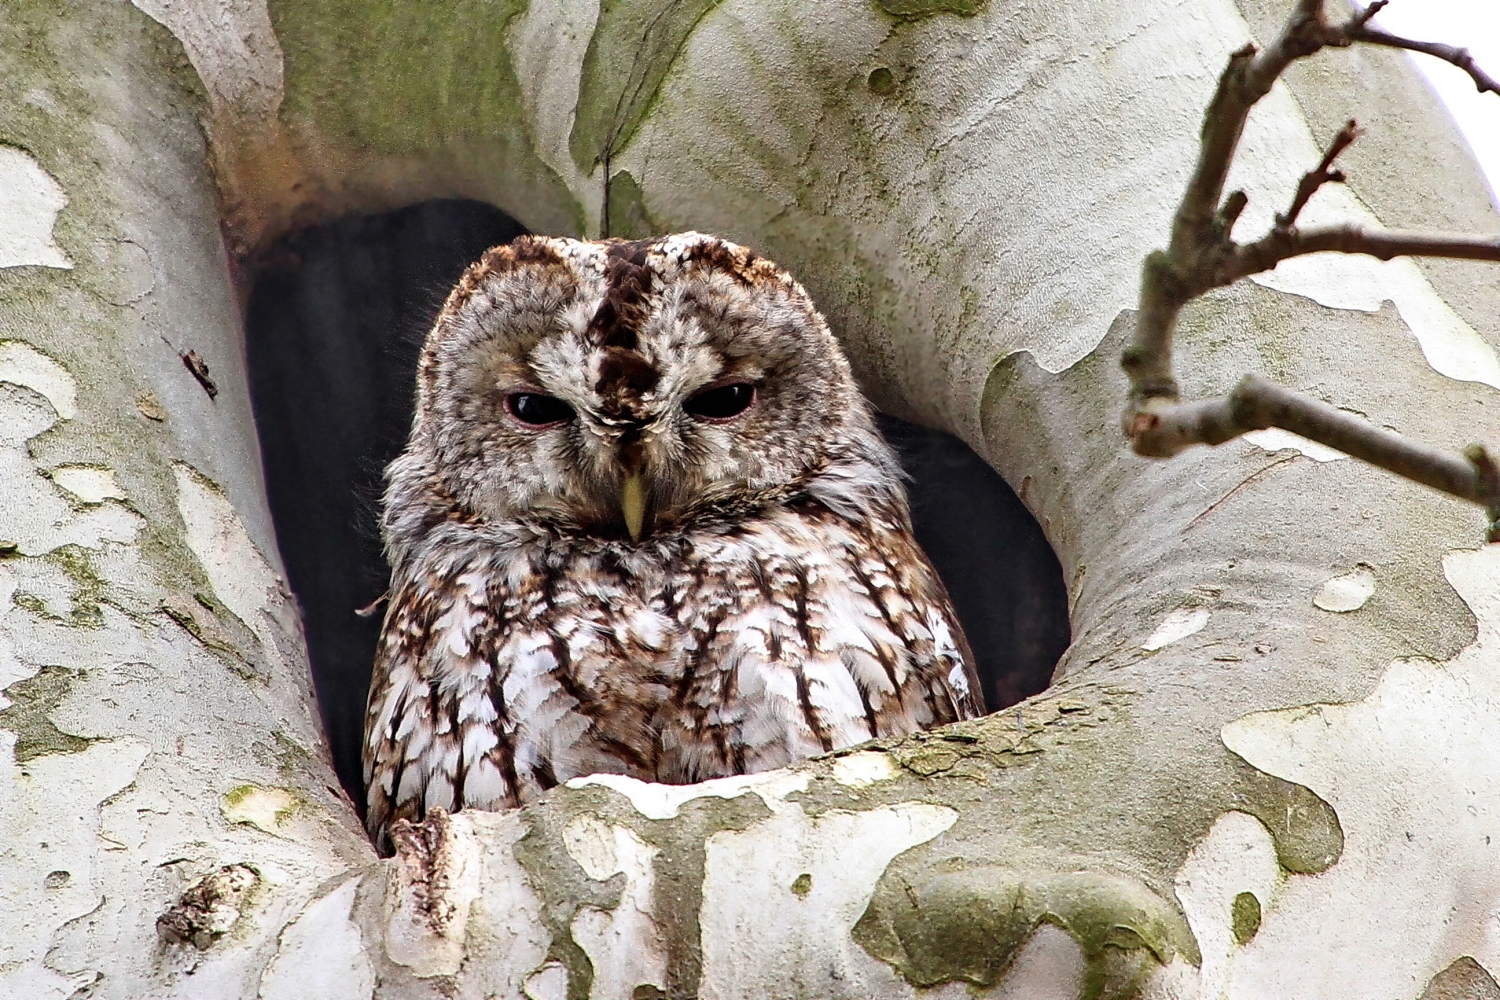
[384,233,903,557]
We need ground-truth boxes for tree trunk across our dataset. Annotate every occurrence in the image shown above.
[3,0,1498,997]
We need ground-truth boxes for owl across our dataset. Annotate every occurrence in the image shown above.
[363,233,983,850]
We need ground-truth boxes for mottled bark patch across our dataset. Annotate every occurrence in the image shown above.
[156,863,259,949]
[1230,891,1261,945]
[390,807,463,937]
[1421,956,1500,1000]
[0,666,93,762]
[854,865,1197,999]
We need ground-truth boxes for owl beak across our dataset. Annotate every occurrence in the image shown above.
[621,472,647,542]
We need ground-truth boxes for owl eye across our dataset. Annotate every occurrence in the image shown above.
[507,392,576,427]
[684,381,755,421]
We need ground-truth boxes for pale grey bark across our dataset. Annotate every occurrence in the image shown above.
[2,1,1498,998]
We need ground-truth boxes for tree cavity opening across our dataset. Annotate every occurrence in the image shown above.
[244,199,1071,805]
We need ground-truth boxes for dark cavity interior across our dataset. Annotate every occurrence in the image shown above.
[245,199,1071,806]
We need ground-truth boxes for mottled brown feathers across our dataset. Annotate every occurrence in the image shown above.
[590,240,654,349]
[595,346,660,399]
[363,233,982,852]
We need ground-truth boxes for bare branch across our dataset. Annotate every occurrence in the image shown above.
[1124,0,1344,405]
[1173,0,1331,246]
[1232,226,1500,278]
[1354,0,1387,27]
[1119,0,1500,529]
[1346,24,1500,98]
[1277,119,1359,229]
[1131,377,1500,507]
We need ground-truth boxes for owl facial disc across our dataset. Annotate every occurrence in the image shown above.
[409,233,897,546]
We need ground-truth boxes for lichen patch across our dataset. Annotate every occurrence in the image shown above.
[134,391,166,422]
[854,863,1198,997]
[220,783,297,834]
[873,0,987,18]
[879,688,1115,778]
[0,665,94,761]
[1420,957,1500,1000]
[1232,891,1262,946]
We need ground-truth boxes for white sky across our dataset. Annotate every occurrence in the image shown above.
[1368,0,1500,207]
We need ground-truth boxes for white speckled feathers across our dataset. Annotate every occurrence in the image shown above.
[364,234,981,850]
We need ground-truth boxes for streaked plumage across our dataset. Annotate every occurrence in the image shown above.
[363,233,981,850]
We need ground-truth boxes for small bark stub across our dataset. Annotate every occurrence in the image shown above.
[384,808,480,977]
[155,863,259,950]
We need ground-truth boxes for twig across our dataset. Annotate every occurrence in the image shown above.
[160,333,220,399]
[1277,119,1359,229]
[1120,0,1500,529]
[1346,24,1500,97]
[1185,453,1302,531]
[1132,377,1499,503]
[1355,1,1387,27]
[1233,226,1500,280]
[181,350,219,399]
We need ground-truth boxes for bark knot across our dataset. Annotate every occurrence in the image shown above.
[156,863,259,949]
[384,807,479,977]
[390,807,461,936]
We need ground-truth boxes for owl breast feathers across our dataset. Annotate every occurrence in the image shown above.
[363,232,982,850]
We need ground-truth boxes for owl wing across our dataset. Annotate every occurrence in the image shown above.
[363,569,514,850]
[657,506,982,781]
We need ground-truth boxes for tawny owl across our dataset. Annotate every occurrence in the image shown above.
[363,233,982,849]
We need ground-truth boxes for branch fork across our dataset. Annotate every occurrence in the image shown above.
[1120,0,1500,527]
